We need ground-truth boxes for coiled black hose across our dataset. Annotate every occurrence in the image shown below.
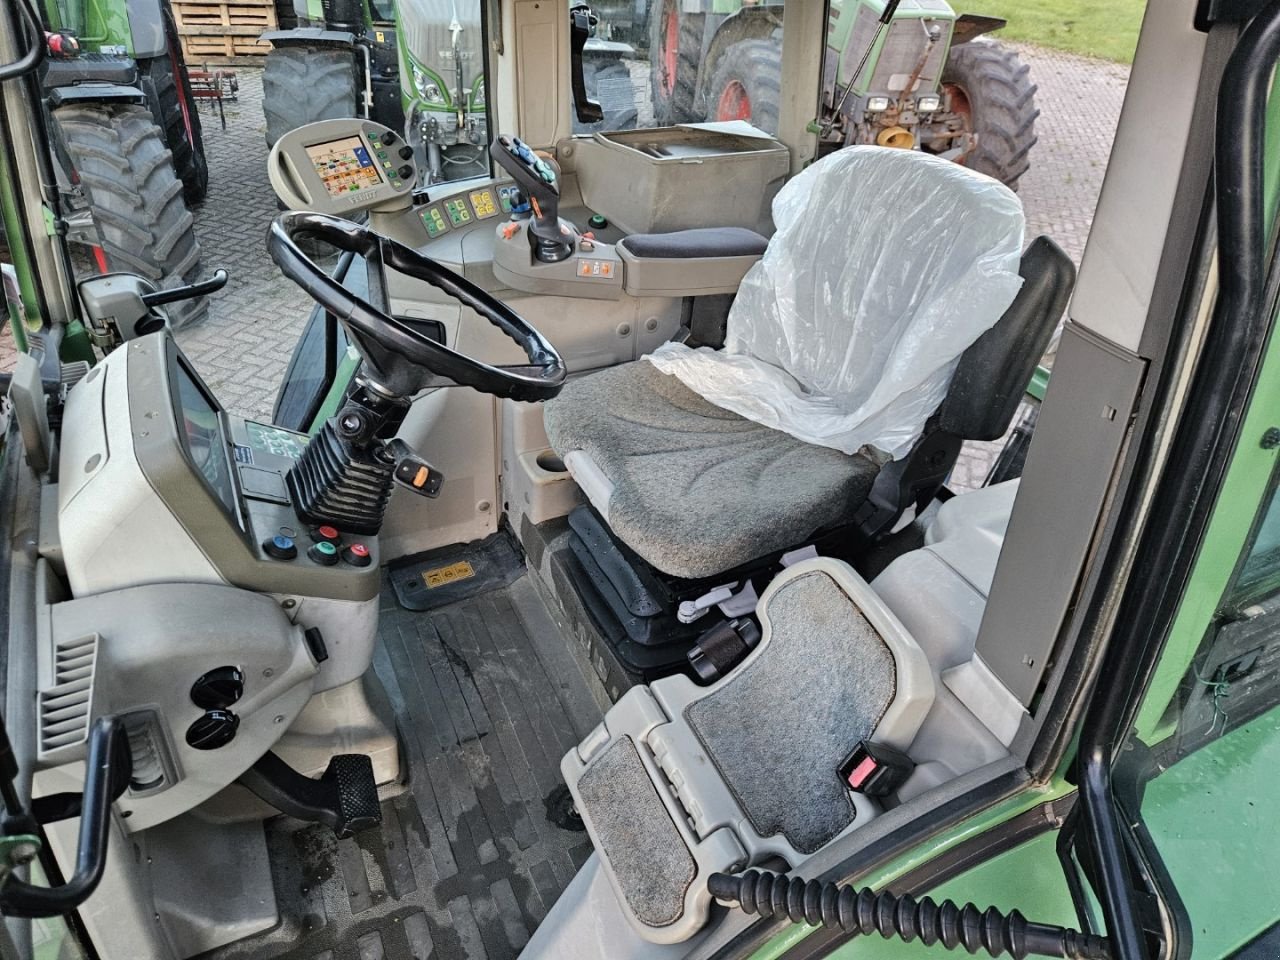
[707,870,1111,960]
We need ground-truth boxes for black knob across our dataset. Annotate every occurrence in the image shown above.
[398,145,414,161]
[380,130,396,146]
[398,165,414,181]
[191,665,244,710]
[186,710,240,750]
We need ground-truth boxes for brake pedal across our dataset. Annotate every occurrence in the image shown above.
[239,751,382,838]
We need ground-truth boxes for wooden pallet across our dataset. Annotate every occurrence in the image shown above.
[180,34,272,60]
[173,0,276,30]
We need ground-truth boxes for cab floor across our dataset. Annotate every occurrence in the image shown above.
[201,576,609,960]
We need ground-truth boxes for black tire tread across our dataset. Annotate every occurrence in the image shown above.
[941,40,1039,190]
[53,103,207,327]
[650,0,702,125]
[263,46,359,147]
[705,38,781,135]
[138,4,208,203]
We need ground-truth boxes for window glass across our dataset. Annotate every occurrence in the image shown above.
[1121,470,1280,957]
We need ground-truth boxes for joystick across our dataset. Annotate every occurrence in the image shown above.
[490,136,575,263]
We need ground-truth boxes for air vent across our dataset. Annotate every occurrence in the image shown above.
[38,633,98,757]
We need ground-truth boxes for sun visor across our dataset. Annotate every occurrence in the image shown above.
[647,147,1025,458]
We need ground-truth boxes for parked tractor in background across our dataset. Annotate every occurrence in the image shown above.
[261,0,639,185]
[37,0,209,325]
[652,0,1038,190]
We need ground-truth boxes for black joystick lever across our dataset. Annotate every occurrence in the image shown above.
[490,136,575,263]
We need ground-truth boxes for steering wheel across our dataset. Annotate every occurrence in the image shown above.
[267,211,566,401]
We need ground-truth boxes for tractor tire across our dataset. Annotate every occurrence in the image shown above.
[649,0,701,126]
[53,103,207,328]
[705,39,781,135]
[939,40,1038,191]
[576,58,640,134]
[263,46,358,147]
[138,6,209,204]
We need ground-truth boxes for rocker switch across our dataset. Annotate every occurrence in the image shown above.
[385,439,444,498]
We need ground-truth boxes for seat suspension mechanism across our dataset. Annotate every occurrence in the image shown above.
[707,869,1112,960]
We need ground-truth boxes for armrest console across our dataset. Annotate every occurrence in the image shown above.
[617,227,768,298]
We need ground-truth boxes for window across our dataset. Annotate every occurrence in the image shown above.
[1118,466,1280,957]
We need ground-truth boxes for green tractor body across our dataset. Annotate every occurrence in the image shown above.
[653,0,1037,188]
[262,0,638,183]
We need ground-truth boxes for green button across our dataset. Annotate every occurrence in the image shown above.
[315,541,337,556]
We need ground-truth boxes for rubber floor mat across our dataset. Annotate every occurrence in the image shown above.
[390,530,525,611]
[201,576,606,960]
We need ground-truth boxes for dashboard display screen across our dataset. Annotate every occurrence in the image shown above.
[305,135,384,198]
[175,361,238,518]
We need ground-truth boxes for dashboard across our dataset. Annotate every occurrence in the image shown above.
[57,332,381,605]
[268,119,417,215]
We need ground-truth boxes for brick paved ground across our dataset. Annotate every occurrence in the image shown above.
[4,44,1130,468]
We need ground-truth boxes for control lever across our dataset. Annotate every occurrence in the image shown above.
[569,3,604,124]
[140,268,229,307]
[490,136,575,263]
[384,437,444,498]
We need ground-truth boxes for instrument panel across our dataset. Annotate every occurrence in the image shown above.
[269,118,417,215]
[418,184,522,239]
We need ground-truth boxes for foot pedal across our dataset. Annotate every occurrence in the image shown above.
[239,751,381,838]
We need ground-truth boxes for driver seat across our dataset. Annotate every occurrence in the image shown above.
[544,149,1075,581]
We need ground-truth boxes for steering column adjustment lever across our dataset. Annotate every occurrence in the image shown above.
[382,438,444,498]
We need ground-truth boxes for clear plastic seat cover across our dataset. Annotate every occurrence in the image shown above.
[647,146,1026,457]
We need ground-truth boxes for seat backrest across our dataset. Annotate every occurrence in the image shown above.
[939,236,1076,441]
[647,146,1026,457]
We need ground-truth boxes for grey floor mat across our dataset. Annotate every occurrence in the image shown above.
[200,576,607,960]
[685,571,896,854]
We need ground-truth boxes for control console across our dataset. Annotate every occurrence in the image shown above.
[268,118,417,214]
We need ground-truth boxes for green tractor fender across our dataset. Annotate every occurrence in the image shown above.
[951,13,1009,45]
[43,81,147,107]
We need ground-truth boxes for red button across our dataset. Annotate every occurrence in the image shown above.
[349,543,369,558]
[846,755,878,790]
[318,525,339,540]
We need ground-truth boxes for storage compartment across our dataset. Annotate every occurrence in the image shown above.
[573,125,790,236]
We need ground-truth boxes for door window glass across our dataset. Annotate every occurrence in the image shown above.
[1120,470,1280,957]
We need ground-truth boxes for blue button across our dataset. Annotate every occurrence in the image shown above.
[272,535,294,550]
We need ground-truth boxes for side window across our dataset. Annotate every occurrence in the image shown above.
[272,254,363,433]
[1120,470,1280,957]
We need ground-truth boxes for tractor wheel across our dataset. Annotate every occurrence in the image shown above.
[138,5,209,204]
[263,45,358,147]
[575,58,640,134]
[53,103,207,328]
[649,0,700,125]
[938,40,1038,191]
[705,39,781,135]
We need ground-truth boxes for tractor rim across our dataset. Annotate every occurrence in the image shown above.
[662,7,678,97]
[947,83,972,166]
[716,80,752,121]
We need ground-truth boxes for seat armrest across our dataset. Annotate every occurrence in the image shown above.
[618,227,769,260]
[617,228,768,298]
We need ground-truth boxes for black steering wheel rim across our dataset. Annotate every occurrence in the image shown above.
[267,211,567,402]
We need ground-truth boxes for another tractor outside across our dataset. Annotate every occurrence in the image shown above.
[651,0,1039,189]
[37,0,209,325]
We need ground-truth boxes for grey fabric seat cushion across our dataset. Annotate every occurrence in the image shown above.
[576,734,696,927]
[686,570,896,853]
[544,361,881,580]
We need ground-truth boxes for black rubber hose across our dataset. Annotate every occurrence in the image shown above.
[708,870,1112,960]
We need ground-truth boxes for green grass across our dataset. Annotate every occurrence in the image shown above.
[967,0,1147,63]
